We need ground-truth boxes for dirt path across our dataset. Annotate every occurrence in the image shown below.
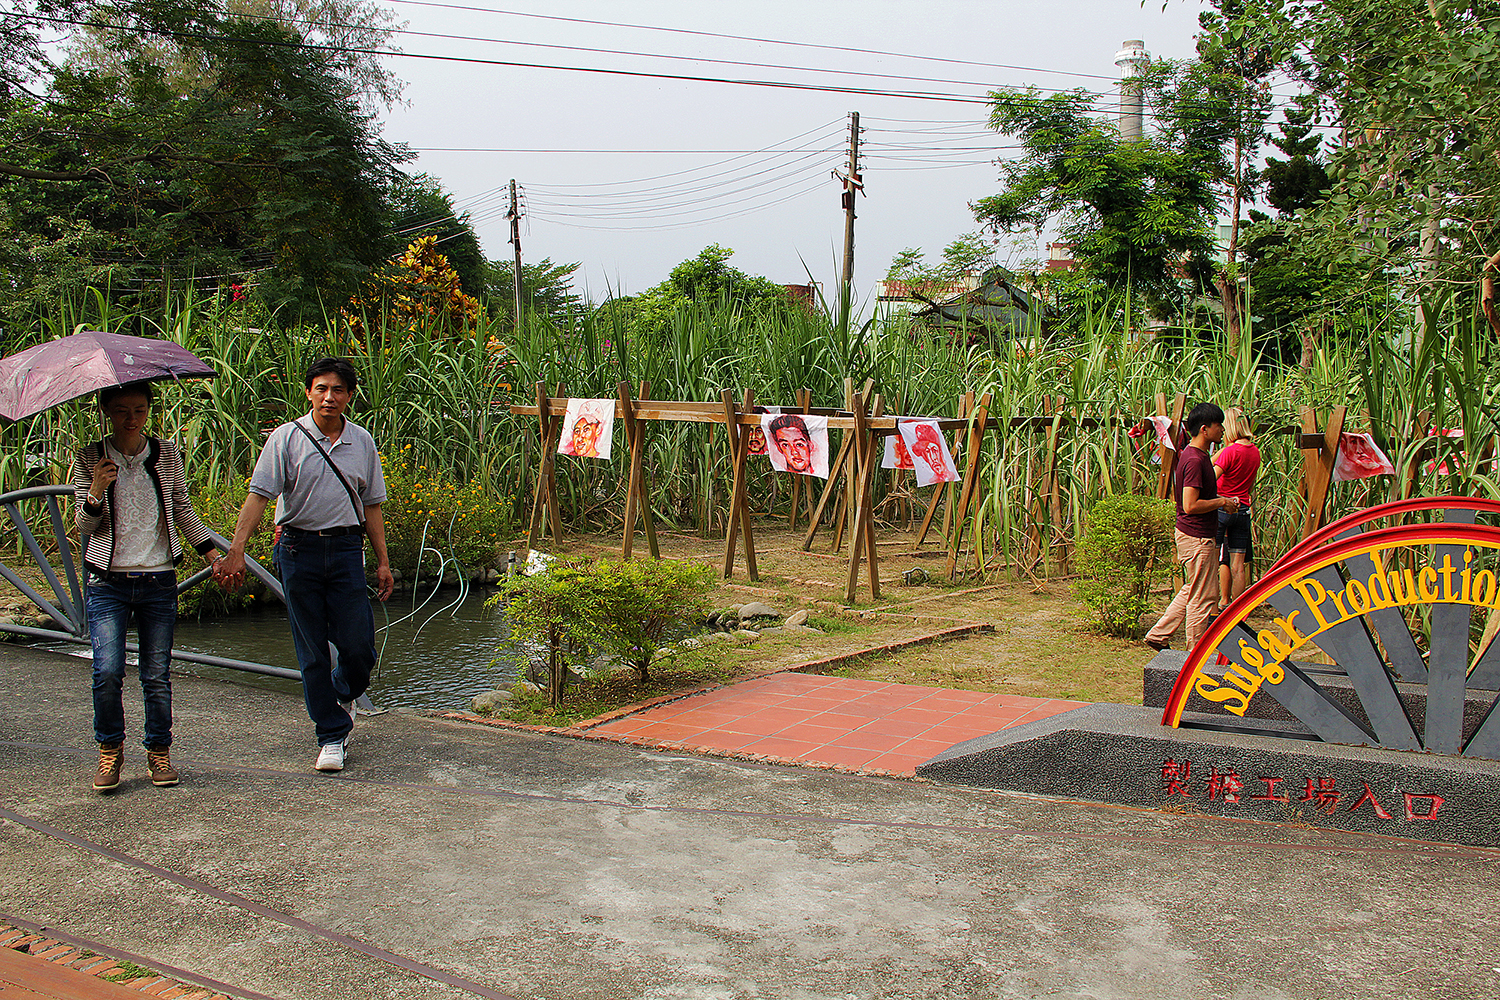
[543,526,1150,705]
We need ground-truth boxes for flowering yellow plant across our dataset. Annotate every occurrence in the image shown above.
[343,235,482,342]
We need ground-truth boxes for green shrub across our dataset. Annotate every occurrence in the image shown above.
[494,556,715,708]
[586,558,716,681]
[1075,493,1175,639]
[377,448,513,577]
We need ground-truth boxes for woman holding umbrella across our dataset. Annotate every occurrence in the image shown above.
[72,381,220,791]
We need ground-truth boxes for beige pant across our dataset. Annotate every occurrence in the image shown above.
[1146,530,1219,649]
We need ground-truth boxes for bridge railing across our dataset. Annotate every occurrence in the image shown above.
[0,485,297,680]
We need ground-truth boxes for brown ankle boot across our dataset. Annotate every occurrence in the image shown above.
[94,742,123,791]
[145,745,179,787]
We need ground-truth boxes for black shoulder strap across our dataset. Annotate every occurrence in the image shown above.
[293,419,365,524]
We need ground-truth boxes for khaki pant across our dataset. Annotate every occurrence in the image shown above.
[1146,530,1219,649]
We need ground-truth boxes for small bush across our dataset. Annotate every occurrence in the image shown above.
[494,556,715,708]
[1075,493,1175,639]
[587,558,716,680]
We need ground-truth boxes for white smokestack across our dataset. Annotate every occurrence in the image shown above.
[1114,39,1149,142]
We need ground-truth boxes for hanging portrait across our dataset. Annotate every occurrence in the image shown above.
[761,411,829,478]
[557,398,615,460]
[899,419,959,487]
[882,420,916,470]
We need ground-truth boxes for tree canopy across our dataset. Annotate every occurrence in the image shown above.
[596,245,794,341]
[972,87,1220,313]
[0,1,410,324]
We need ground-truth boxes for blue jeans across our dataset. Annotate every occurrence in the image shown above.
[275,531,374,746]
[87,571,178,747]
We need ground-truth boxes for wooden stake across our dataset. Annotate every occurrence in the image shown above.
[945,392,992,580]
[637,380,660,559]
[1300,404,1345,540]
[802,434,853,550]
[845,390,871,602]
[618,381,642,559]
[720,388,759,580]
[525,381,555,555]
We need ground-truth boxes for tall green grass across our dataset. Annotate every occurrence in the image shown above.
[6,285,1495,587]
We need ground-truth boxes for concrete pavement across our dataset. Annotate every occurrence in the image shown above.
[2,641,1498,1000]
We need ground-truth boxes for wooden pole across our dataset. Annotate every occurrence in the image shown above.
[508,180,523,330]
[802,436,853,551]
[840,112,861,292]
[1155,392,1186,500]
[845,390,871,602]
[618,381,642,559]
[719,389,760,580]
[1300,404,1345,540]
[861,395,886,599]
[636,380,660,559]
[945,392,992,580]
[526,382,562,555]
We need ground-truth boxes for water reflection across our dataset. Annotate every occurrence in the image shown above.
[169,589,520,710]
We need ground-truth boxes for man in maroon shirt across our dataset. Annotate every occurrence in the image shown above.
[1145,402,1240,651]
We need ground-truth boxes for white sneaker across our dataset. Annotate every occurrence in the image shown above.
[340,699,357,730]
[315,740,346,772]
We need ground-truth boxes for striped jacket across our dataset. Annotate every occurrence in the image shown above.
[71,437,217,575]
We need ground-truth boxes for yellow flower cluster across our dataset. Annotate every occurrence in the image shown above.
[377,452,514,574]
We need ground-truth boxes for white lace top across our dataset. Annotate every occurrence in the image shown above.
[105,440,172,571]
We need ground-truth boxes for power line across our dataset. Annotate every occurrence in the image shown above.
[381,0,1124,83]
[30,12,995,105]
[527,177,828,234]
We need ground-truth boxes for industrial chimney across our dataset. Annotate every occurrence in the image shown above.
[1114,39,1149,141]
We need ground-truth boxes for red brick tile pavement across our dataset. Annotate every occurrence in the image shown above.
[0,924,241,1000]
[583,672,1086,778]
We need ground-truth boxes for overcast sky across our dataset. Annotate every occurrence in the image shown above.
[379,1,1208,302]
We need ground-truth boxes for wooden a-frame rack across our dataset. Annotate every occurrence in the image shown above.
[510,381,997,603]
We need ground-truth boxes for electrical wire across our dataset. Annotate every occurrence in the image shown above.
[27,11,997,104]
[381,0,1126,83]
[526,176,828,234]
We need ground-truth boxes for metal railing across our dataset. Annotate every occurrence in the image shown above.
[0,485,297,680]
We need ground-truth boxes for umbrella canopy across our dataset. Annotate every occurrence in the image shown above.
[0,330,216,421]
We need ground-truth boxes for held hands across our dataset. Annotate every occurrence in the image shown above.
[1222,497,1241,514]
[213,550,248,591]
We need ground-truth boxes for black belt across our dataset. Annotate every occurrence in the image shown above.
[281,524,364,537]
[92,569,175,582]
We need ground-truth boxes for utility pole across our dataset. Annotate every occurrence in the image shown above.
[507,179,523,329]
[835,111,863,294]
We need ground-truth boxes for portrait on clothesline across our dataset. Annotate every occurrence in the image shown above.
[899,419,959,487]
[557,398,615,460]
[761,411,829,478]
[745,407,776,457]
[882,421,915,470]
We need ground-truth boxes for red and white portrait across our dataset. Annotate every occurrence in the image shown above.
[761,412,829,478]
[557,398,615,460]
[883,421,915,470]
[899,419,959,487]
[1332,432,1395,481]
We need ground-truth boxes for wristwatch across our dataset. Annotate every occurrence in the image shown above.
[86,492,103,506]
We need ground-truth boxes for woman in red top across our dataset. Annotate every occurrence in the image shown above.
[1213,407,1261,611]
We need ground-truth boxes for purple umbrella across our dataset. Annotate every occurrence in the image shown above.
[0,330,216,421]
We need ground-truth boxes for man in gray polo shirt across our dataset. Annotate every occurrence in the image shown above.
[216,358,394,773]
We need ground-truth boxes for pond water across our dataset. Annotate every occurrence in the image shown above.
[38,588,522,711]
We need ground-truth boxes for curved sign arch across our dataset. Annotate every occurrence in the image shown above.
[1162,501,1500,760]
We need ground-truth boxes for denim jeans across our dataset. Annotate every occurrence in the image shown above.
[274,531,374,746]
[86,571,178,747]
